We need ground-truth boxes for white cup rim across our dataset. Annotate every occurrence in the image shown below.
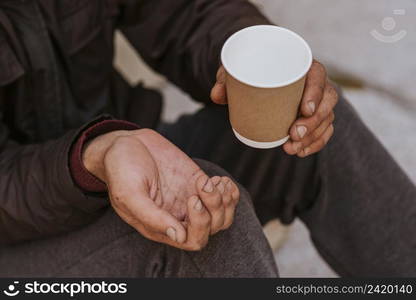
[221,25,313,89]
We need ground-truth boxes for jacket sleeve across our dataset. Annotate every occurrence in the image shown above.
[118,0,272,103]
[0,112,134,245]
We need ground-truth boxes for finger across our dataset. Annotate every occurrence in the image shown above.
[148,195,212,251]
[290,83,338,142]
[210,83,227,105]
[133,225,193,251]
[196,175,225,234]
[230,179,240,204]
[221,177,237,230]
[111,190,187,244]
[300,60,327,117]
[123,219,173,246]
[211,66,227,104]
[296,112,334,150]
[298,124,334,158]
[283,140,302,155]
[215,178,226,194]
[216,66,226,84]
[184,195,211,251]
[211,176,222,186]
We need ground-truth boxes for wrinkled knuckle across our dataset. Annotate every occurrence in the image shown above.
[193,169,208,184]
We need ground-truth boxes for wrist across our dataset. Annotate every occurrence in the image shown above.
[82,130,130,182]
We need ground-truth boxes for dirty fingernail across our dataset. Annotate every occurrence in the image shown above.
[308,101,316,115]
[297,126,307,139]
[194,198,203,211]
[304,147,311,156]
[203,179,214,193]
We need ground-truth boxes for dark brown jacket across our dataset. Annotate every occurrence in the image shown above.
[0,0,269,244]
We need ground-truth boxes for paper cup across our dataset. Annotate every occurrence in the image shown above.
[221,25,313,149]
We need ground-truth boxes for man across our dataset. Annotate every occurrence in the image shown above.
[0,0,414,277]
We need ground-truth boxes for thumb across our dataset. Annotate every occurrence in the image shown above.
[210,83,227,105]
[129,192,187,244]
[210,66,227,105]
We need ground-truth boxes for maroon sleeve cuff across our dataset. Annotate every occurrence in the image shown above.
[70,119,140,193]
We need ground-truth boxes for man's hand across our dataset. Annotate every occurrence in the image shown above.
[211,60,338,157]
[83,129,240,251]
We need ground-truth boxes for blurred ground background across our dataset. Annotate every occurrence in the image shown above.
[114,0,416,277]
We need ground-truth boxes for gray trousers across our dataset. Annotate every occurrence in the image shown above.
[159,94,416,277]
[1,95,415,277]
[0,160,278,278]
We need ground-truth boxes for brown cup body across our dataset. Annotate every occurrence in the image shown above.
[226,73,306,143]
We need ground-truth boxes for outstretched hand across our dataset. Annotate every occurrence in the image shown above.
[83,129,240,251]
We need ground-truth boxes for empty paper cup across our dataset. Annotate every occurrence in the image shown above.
[221,25,313,149]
